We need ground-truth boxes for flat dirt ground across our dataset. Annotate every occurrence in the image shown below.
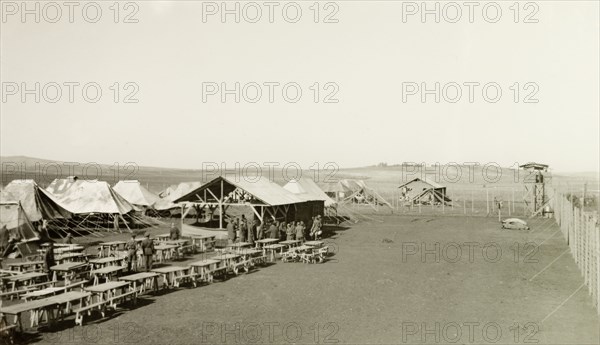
[22,215,600,345]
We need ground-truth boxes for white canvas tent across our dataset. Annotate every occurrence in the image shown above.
[57,180,134,215]
[1,179,72,222]
[336,179,393,210]
[0,194,39,242]
[174,176,307,229]
[283,177,336,207]
[160,182,203,202]
[46,176,78,195]
[114,180,177,211]
[398,177,451,205]
[114,180,159,207]
[1,192,41,257]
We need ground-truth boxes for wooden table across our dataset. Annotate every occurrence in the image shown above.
[38,245,85,255]
[155,234,171,242]
[214,253,241,270]
[255,238,279,249]
[55,245,85,254]
[84,281,130,305]
[295,245,315,252]
[41,243,85,252]
[119,272,159,294]
[2,272,48,292]
[190,235,216,252]
[239,249,262,260]
[55,253,84,264]
[163,239,188,246]
[0,291,90,331]
[189,259,222,284]
[304,240,324,248]
[152,266,189,288]
[7,261,44,273]
[263,244,286,261]
[163,239,190,258]
[154,244,179,263]
[98,241,126,257]
[90,266,125,285]
[89,256,126,269]
[21,286,63,302]
[280,240,301,248]
[228,242,252,253]
[50,262,88,285]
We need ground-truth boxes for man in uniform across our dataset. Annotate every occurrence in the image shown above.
[125,234,138,272]
[295,221,305,242]
[239,215,247,242]
[270,221,279,239]
[141,232,155,272]
[310,215,322,239]
[247,218,256,245]
[227,218,236,244]
[169,223,180,240]
[44,242,56,279]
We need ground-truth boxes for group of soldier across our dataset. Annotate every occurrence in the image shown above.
[227,214,323,244]
[124,224,181,273]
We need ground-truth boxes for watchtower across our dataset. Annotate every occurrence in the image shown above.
[520,162,550,216]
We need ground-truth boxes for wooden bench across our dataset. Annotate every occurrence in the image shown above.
[231,260,252,275]
[74,290,137,326]
[21,280,90,301]
[300,252,318,264]
[0,280,57,301]
[0,323,17,344]
[281,250,299,262]
[315,246,329,263]
[176,245,195,258]
[172,273,195,287]
[251,255,268,266]
[209,267,227,281]
[203,240,216,251]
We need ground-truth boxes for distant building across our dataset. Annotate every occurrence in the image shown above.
[398,177,451,205]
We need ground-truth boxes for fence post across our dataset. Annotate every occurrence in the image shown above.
[596,214,599,314]
[512,188,516,213]
[486,188,489,215]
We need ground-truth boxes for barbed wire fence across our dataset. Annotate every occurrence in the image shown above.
[551,183,600,314]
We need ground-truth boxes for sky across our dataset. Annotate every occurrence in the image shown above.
[1,1,598,172]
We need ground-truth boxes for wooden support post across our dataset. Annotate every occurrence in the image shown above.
[597,214,600,314]
[219,179,224,229]
[498,205,501,222]
[486,188,489,215]
[180,204,185,227]
[442,190,445,214]
[512,188,516,213]
[431,191,434,211]
[471,190,474,214]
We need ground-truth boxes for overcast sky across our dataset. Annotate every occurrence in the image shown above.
[1,1,598,172]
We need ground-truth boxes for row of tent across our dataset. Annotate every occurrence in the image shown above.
[0,176,342,227]
[323,179,393,208]
[1,175,444,230]
[0,176,395,235]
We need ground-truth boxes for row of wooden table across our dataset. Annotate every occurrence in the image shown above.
[0,270,162,331]
[97,235,216,258]
[1,237,327,334]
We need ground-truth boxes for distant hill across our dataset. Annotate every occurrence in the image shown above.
[1,156,597,195]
